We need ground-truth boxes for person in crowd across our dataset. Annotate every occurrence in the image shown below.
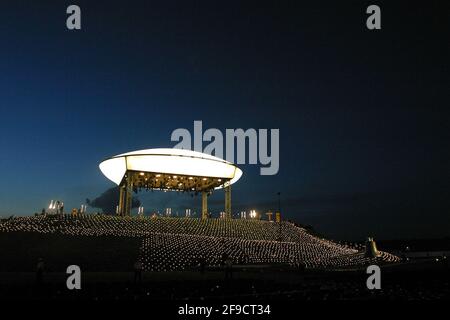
[134,259,143,284]
[198,257,206,274]
[225,256,233,279]
[36,257,45,286]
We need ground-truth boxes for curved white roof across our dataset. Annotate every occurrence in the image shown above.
[99,148,242,188]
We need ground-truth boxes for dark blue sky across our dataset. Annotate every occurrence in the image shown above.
[0,1,448,240]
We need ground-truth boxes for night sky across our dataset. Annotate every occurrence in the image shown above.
[0,1,448,240]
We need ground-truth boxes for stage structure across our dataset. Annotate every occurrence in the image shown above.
[99,148,243,218]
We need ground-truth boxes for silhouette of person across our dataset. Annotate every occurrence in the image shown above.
[225,257,233,279]
[36,258,45,286]
[134,259,143,284]
[199,257,206,274]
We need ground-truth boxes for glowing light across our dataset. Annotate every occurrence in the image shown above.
[99,148,242,189]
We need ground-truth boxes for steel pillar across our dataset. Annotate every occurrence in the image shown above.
[224,184,231,219]
[201,191,208,219]
[124,187,132,216]
[118,185,125,216]
[118,174,132,216]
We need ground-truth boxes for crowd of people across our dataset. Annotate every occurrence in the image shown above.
[0,214,399,271]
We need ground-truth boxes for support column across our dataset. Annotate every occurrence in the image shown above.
[201,191,208,219]
[118,185,125,216]
[224,184,231,219]
[118,174,132,216]
[124,175,132,216]
[125,188,132,216]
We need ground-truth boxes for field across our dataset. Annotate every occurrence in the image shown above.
[1,215,448,300]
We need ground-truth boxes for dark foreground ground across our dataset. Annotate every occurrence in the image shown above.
[1,261,449,300]
[1,231,449,301]
[0,232,140,272]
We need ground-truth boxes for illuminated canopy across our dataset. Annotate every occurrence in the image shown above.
[99,148,243,192]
